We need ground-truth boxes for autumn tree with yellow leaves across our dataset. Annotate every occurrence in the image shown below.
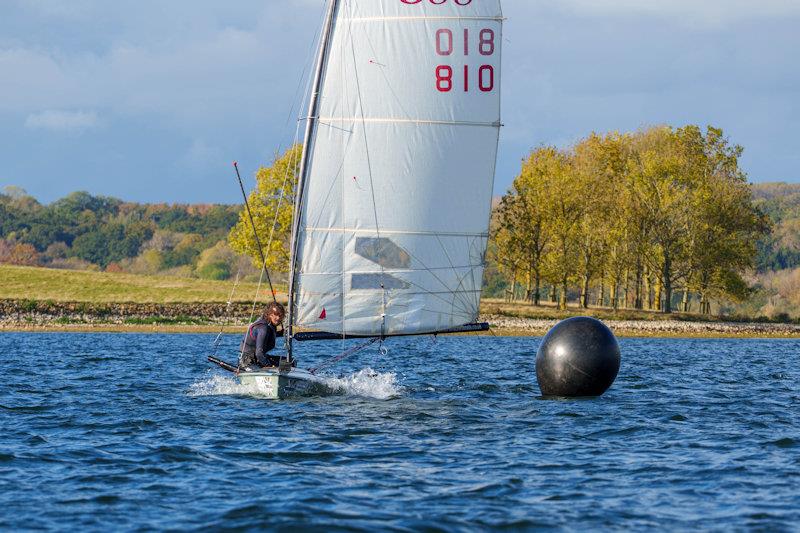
[228,145,302,275]
[491,125,768,314]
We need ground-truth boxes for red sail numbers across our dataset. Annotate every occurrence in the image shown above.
[398,0,495,93]
[434,28,496,93]
[436,28,495,93]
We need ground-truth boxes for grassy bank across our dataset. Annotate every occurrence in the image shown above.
[0,264,285,304]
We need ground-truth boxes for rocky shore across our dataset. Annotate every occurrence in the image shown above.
[1,299,798,337]
[485,315,800,338]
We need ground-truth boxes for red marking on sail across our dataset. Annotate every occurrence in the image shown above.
[319,308,327,320]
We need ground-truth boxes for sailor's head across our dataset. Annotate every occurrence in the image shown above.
[263,302,286,326]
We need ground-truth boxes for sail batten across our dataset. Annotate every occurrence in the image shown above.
[337,16,504,22]
[317,117,501,127]
[303,227,488,237]
[291,0,502,338]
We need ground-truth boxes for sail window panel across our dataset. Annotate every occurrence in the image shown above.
[337,1,502,21]
[321,17,501,125]
[355,237,412,269]
[343,232,487,275]
[351,273,411,291]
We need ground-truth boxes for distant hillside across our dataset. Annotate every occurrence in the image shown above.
[0,187,254,281]
[751,182,800,202]
[751,182,800,272]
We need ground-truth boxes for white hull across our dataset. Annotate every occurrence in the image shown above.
[237,367,331,400]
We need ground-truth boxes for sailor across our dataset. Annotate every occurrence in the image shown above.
[239,302,285,369]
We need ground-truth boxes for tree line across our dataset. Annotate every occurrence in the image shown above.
[491,125,770,313]
[4,125,790,317]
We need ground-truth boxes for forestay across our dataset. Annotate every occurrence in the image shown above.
[292,0,503,338]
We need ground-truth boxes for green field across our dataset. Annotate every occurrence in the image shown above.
[0,264,285,304]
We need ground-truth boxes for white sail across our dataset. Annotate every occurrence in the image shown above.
[292,0,503,337]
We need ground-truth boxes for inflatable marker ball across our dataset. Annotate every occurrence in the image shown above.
[536,317,621,397]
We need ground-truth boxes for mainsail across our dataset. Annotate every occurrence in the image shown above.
[289,0,503,340]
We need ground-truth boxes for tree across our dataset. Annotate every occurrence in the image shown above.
[515,147,558,305]
[5,242,41,266]
[540,148,583,310]
[492,195,527,301]
[572,133,631,308]
[683,126,770,312]
[627,126,696,312]
[229,145,302,274]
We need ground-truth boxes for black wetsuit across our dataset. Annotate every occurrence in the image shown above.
[239,318,284,368]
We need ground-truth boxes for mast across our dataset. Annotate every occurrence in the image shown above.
[286,0,339,360]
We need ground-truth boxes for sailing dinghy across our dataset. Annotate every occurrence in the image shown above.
[213,0,503,399]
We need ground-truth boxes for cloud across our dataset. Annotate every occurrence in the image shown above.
[549,0,800,27]
[24,110,100,132]
[0,3,323,132]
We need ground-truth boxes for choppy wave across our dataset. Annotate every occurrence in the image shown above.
[3,333,800,531]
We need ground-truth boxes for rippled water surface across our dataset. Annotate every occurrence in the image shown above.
[1,333,799,530]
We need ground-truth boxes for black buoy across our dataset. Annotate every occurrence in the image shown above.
[536,317,621,397]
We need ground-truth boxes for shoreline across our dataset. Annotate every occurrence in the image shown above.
[1,299,798,338]
[3,316,799,339]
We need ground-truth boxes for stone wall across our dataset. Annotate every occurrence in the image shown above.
[2,299,799,336]
[0,299,256,327]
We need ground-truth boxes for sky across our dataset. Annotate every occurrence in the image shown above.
[1,0,798,204]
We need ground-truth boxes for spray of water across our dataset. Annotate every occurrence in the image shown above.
[187,375,261,397]
[188,367,403,400]
[317,368,403,400]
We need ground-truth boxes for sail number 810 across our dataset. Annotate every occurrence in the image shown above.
[434,28,496,93]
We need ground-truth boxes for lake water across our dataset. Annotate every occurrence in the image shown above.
[1,333,798,531]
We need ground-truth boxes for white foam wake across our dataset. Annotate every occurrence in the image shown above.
[187,375,261,397]
[188,368,403,400]
[318,367,403,400]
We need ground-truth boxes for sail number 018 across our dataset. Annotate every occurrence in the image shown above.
[434,28,495,93]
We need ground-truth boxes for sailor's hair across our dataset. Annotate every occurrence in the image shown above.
[264,302,286,318]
